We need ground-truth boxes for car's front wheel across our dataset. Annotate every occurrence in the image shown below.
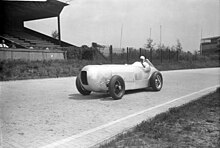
[108,75,125,100]
[76,75,91,95]
[150,72,163,91]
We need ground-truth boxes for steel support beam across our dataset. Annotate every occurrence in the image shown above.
[58,15,61,46]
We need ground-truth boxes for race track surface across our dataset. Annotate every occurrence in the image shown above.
[0,68,219,148]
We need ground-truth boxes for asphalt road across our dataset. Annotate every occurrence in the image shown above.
[1,68,220,148]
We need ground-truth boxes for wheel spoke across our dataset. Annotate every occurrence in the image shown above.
[114,81,122,95]
[155,75,161,88]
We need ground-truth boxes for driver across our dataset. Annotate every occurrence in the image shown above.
[140,56,151,72]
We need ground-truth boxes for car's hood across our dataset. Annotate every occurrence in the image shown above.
[82,63,157,73]
[82,64,137,73]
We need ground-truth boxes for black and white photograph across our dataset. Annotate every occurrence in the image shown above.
[0,0,220,147]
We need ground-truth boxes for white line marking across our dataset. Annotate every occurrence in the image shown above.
[40,85,219,148]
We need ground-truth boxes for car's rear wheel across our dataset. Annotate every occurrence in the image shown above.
[76,75,91,95]
[150,72,163,91]
[108,75,125,100]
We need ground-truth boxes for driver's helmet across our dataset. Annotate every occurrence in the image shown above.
[140,56,145,60]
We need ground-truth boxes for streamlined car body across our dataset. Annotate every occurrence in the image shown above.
[76,59,163,99]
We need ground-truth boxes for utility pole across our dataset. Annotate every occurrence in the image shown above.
[219,0,220,35]
[160,25,162,63]
[160,25,162,46]
[201,28,203,40]
[120,24,123,50]
[149,27,152,62]
[200,28,203,55]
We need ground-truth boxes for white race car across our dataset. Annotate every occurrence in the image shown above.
[76,59,163,100]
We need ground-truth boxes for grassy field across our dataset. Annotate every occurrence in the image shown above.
[0,58,219,81]
[0,59,97,81]
[98,88,220,148]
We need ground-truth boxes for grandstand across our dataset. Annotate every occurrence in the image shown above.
[0,0,75,60]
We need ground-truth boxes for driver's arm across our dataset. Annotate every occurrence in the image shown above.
[143,62,151,72]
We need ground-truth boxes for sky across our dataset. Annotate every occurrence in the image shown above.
[25,0,220,52]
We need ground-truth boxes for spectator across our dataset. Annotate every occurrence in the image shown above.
[11,41,16,48]
[0,40,8,48]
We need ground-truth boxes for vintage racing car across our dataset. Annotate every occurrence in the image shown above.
[76,59,163,100]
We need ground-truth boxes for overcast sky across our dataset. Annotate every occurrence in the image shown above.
[25,0,220,52]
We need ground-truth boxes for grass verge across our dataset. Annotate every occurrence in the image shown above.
[0,59,219,81]
[0,59,99,81]
[98,88,220,148]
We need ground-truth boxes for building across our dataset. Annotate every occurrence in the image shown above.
[200,36,220,56]
[0,0,76,60]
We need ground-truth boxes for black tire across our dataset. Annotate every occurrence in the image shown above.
[108,75,125,100]
[76,75,91,95]
[150,72,163,91]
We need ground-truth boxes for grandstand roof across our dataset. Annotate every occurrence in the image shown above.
[2,0,68,21]
[201,36,220,41]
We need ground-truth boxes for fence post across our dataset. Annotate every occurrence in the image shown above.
[109,45,113,64]
[139,48,142,57]
[194,52,197,61]
[168,49,171,62]
[145,49,147,59]
[177,50,179,62]
[126,47,129,64]
[150,48,152,62]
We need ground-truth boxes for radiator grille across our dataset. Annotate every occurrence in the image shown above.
[81,71,88,85]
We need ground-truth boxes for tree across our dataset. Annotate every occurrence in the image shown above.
[176,39,182,61]
[51,30,59,39]
[144,38,155,49]
[176,39,182,52]
[144,38,156,62]
[157,44,166,51]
